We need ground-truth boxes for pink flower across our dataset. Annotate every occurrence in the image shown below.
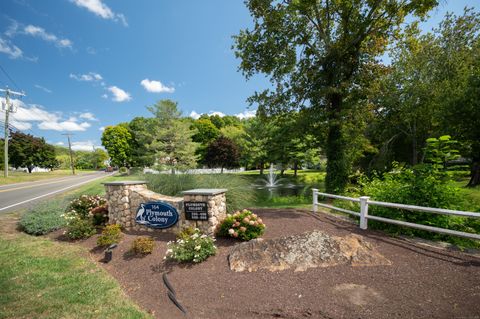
[249,220,255,226]
[232,232,239,238]
[258,218,263,224]
[228,229,235,235]
[239,226,246,232]
[243,217,250,223]
[252,214,258,219]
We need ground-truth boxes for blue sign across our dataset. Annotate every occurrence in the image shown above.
[135,202,179,229]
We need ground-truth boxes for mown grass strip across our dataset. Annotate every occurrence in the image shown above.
[0,232,151,319]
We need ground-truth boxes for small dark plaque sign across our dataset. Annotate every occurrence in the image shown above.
[135,202,179,229]
[184,201,208,221]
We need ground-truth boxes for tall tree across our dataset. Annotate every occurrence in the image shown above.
[101,125,133,167]
[8,132,57,172]
[148,100,198,173]
[204,136,240,173]
[234,0,437,193]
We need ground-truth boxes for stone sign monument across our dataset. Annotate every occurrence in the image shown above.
[103,181,227,236]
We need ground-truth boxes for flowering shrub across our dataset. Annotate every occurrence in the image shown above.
[131,236,155,255]
[165,228,216,263]
[97,224,123,247]
[66,195,108,225]
[217,209,265,241]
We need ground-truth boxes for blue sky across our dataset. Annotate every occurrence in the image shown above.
[0,0,477,151]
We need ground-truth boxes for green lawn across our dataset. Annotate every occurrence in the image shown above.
[0,169,96,186]
[0,174,151,319]
[0,233,150,319]
[455,178,480,212]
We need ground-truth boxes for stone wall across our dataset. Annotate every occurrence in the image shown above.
[104,181,227,236]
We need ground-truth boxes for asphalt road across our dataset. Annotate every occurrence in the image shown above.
[0,172,113,214]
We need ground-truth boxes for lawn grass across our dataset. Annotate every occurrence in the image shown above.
[0,232,151,319]
[455,178,480,212]
[0,169,96,186]
[0,174,151,319]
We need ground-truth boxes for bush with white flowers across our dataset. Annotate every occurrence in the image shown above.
[217,209,265,241]
[165,227,216,263]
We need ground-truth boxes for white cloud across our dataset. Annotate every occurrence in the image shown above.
[10,119,32,130]
[188,109,257,120]
[235,109,256,119]
[38,120,90,131]
[71,0,128,26]
[56,141,65,146]
[23,25,72,48]
[0,98,93,132]
[0,37,23,59]
[71,140,101,151]
[70,72,103,82]
[101,93,108,99]
[209,111,226,117]
[79,112,97,121]
[140,79,175,93]
[189,111,201,120]
[108,86,131,102]
[34,84,52,93]
[99,126,105,131]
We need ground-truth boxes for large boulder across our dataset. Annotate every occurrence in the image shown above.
[228,230,391,272]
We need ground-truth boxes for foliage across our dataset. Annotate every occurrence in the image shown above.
[217,209,265,241]
[165,228,216,263]
[9,131,58,171]
[19,201,67,235]
[101,125,133,167]
[131,236,155,255]
[97,224,123,247]
[144,173,255,212]
[148,100,198,173]
[128,117,157,167]
[119,166,128,174]
[64,217,97,240]
[73,149,109,170]
[342,162,480,246]
[234,0,437,193]
[204,136,240,172]
[424,135,460,172]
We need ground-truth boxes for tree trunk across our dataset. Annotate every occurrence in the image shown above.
[280,168,285,176]
[221,166,224,174]
[467,159,480,187]
[325,93,348,194]
[293,160,298,177]
[27,165,33,173]
[412,120,418,165]
[259,161,264,175]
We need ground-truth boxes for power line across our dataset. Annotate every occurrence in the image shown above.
[0,64,22,92]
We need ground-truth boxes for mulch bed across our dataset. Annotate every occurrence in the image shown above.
[50,209,480,319]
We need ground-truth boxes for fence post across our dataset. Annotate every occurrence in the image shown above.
[312,188,318,213]
[359,196,370,230]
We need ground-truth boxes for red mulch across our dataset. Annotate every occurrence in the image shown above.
[50,209,480,319]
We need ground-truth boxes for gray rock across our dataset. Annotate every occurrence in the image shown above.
[229,230,391,272]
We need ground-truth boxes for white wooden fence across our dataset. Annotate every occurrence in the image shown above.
[312,189,480,240]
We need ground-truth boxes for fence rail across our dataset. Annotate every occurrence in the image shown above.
[312,189,480,241]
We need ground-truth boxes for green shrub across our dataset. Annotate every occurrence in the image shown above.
[97,224,122,247]
[119,167,128,175]
[131,237,155,255]
[65,217,96,240]
[340,161,480,247]
[66,195,107,221]
[217,209,265,241]
[20,201,67,235]
[165,228,216,263]
[144,173,255,212]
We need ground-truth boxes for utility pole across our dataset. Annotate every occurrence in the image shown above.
[62,133,75,175]
[1,87,25,177]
